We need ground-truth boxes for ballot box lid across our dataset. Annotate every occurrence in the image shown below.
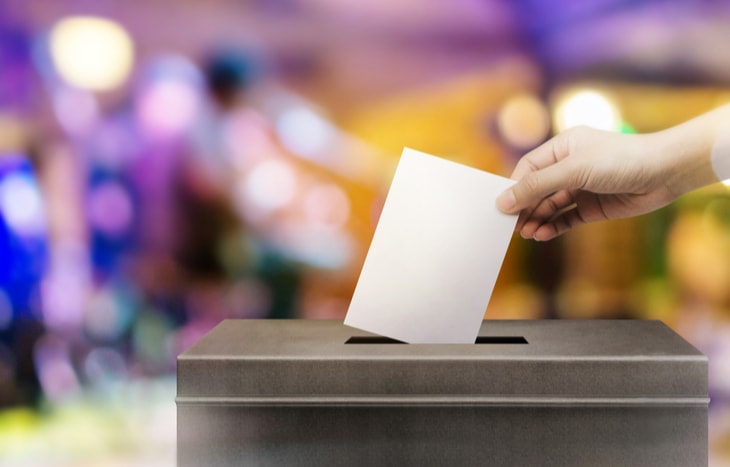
[176,319,707,404]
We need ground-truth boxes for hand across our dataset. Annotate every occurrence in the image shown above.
[496,126,698,241]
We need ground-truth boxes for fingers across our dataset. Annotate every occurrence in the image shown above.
[510,130,573,180]
[496,133,578,214]
[496,163,572,213]
[525,205,586,241]
[508,161,583,213]
[520,192,611,241]
[517,189,575,237]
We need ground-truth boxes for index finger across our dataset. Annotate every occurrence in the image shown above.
[510,131,571,181]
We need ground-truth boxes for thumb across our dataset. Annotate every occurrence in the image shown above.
[496,160,578,213]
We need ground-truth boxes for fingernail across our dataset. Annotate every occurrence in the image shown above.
[496,190,517,213]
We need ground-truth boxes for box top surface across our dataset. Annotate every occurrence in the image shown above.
[180,319,702,360]
[177,320,707,400]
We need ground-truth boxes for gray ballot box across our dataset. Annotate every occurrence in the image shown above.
[176,319,708,466]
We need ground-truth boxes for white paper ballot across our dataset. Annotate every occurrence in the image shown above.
[344,148,518,344]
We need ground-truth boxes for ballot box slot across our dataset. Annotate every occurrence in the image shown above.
[345,336,528,344]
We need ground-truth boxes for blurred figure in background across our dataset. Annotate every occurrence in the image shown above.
[176,52,253,286]
[0,116,48,406]
[177,50,301,325]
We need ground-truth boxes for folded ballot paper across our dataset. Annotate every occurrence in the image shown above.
[344,148,518,344]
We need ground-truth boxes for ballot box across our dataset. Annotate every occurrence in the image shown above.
[176,319,707,466]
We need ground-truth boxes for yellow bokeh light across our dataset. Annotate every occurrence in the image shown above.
[553,89,621,133]
[50,16,134,91]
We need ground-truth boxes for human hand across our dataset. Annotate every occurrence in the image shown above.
[495,125,710,241]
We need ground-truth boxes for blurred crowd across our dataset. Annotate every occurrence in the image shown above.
[0,15,384,411]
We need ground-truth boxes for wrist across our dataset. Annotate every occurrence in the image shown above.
[657,113,721,197]
[711,127,730,183]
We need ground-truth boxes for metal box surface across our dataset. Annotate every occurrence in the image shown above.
[177,319,708,466]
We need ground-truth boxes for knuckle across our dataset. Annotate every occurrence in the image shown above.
[568,165,591,189]
[519,173,542,197]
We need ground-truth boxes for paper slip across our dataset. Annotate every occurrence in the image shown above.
[344,148,518,344]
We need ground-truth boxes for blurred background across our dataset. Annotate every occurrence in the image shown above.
[1,0,730,465]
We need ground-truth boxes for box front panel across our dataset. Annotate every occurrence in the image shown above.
[178,403,707,467]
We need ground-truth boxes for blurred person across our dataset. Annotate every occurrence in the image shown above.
[496,104,730,240]
[178,50,301,321]
[175,51,250,281]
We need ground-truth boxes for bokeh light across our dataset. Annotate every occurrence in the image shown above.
[40,238,90,331]
[277,223,353,269]
[83,347,127,386]
[667,201,730,307]
[87,181,134,237]
[34,335,80,402]
[303,183,350,229]
[0,172,46,237]
[49,17,134,91]
[496,93,551,149]
[136,81,201,139]
[276,106,336,160]
[91,119,141,170]
[222,109,276,171]
[0,116,29,153]
[51,86,99,136]
[241,158,297,214]
[83,287,135,342]
[41,261,89,330]
[4,2,730,465]
[553,89,621,132]
[132,310,175,369]
[135,56,203,140]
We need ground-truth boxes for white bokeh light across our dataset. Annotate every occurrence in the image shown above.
[276,107,336,159]
[0,173,46,236]
[135,56,203,139]
[554,89,621,132]
[136,79,201,138]
[49,16,134,91]
[243,159,297,213]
